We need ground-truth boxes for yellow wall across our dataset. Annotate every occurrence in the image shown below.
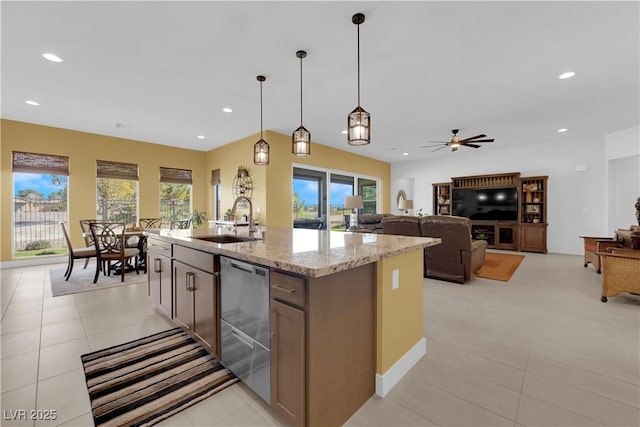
[376,249,424,373]
[206,130,391,227]
[1,119,208,260]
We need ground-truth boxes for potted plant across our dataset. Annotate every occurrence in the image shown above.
[224,209,232,221]
[190,210,207,228]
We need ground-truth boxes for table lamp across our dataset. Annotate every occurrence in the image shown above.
[344,195,363,230]
[398,199,413,215]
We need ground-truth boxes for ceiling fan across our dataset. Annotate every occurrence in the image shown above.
[421,129,495,152]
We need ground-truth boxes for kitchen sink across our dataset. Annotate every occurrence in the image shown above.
[193,234,258,244]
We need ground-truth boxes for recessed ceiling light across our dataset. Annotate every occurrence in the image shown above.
[558,71,575,80]
[341,130,348,135]
[557,128,568,133]
[42,53,63,62]
[197,135,205,139]
[222,107,232,113]
[402,152,409,156]
[25,100,39,106]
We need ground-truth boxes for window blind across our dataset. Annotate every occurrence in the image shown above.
[160,167,192,184]
[210,169,221,185]
[12,151,69,175]
[96,160,139,180]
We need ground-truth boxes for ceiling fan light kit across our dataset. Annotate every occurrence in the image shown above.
[422,129,495,152]
[347,13,371,146]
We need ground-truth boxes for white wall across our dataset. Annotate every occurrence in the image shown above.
[605,127,640,231]
[391,133,609,255]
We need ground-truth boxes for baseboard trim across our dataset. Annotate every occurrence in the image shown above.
[0,256,66,269]
[375,337,426,397]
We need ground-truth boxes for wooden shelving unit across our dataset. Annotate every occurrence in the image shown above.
[432,182,452,215]
[431,172,548,253]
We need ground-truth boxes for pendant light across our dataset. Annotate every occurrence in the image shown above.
[292,50,311,157]
[348,13,370,146]
[254,75,269,165]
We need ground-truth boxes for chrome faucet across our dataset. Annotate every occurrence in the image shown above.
[231,196,257,235]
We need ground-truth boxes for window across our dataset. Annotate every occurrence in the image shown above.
[12,151,69,257]
[159,167,192,225]
[293,167,325,223]
[211,169,221,221]
[359,178,377,214]
[330,174,354,230]
[96,160,138,224]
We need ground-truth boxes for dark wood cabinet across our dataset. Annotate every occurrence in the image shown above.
[270,299,305,427]
[148,252,172,318]
[432,182,452,215]
[173,246,219,357]
[520,224,547,253]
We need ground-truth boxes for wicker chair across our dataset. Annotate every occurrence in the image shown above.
[60,222,97,281]
[139,218,162,229]
[597,248,640,302]
[89,221,139,283]
[579,236,619,273]
[170,219,191,229]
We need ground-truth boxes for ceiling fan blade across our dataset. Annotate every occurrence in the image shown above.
[460,134,486,142]
[463,143,481,148]
[431,145,448,152]
[468,138,494,143]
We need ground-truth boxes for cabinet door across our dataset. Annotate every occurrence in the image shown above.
[173,261,194,331]
[148,252,172,317]
[193,269,217,354]
[520,224,547,253]
[270,299,305,427]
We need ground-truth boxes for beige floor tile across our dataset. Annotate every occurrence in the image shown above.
[11,290,43,303]
[182,386,249,426]
[41,305,80,326]
[1,312,42,335]
[516,394,604,426]
[0,383,37,427]
[387,375,513,426]
[155,411,194,427]
[35,368,91,426]
[411,357,521,420]
[37,337,90,380]
[3,300,44,318]
[80,312,132,336]
[527,356,640,408]
[1,350,39,392]
[1,328,41,358]
[212,402,275,426]
[56,412,94,427]
[522,372,639,426]
[345,395,439,426]
[126,314,175,340]
[41,295,76,310]
[425,339,525,392]
[39,319,86,348]
[86,326,134,351]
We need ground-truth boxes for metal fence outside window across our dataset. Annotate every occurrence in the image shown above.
[14,197,67,253]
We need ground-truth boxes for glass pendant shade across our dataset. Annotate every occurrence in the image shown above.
[254,138,269,165]
[292,125,311,156]
[348,106,370,146]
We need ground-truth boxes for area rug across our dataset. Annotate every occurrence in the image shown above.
[49,263,147,297]
[476,252,525,282]
[81,327,238,427]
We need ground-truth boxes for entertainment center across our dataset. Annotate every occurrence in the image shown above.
[432,172,548,253]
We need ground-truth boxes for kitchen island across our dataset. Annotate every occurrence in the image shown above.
[146,226,440,426]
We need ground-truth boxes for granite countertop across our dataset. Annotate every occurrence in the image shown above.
[147,226,440,277]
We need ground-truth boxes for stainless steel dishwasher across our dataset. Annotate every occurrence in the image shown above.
[219,256,270,403]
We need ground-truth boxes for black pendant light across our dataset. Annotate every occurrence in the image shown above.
[254,75,269,165]
[292,50,311,157]
[348,13,370,146]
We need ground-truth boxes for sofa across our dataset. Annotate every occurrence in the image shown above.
[355,214,392,233]
[381,215,487,284]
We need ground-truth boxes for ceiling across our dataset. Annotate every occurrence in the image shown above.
[2,1,639,163]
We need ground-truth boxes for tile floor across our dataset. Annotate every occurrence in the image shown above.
[1,251,639,426]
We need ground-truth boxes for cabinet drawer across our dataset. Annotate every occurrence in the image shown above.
[174,244,214,272]
[271,271,305,308]
[147,237,172,256]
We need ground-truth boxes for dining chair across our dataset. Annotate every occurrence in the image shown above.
[79,219,97,269]
[139,218,162,229]
[60,222,97,281]
[89,221,139,283]
[170,219,191,229]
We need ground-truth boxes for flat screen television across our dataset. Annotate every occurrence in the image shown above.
[452,187,518,221]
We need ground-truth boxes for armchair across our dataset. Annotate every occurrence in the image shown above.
[597,248,640,302]
[381,215,421,236]
[579,236,619,273]
[419,215,487,284]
